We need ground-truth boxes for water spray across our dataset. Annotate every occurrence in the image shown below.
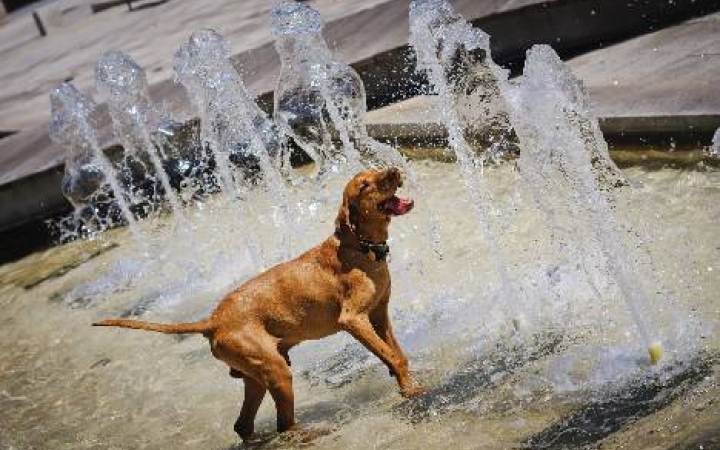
[50,82,140,237]
[409,0,526,330]
[271,1,367,178]
[409,0,664,363]
[272,1,443,256]
[173,29,302,266]
[96,51,186,224]
[508,45,665,364]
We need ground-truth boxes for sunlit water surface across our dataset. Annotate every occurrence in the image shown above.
[0,161,718,450]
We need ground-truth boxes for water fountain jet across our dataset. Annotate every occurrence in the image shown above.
[711,127,720,157]
[508,45,664,364]
[96,51,185,224]
[50,82,139,237]
[271,2,426,177]
[173,29,295,263]
[271,1,365,177]
[409,0,525,329]
[409,0,665,363]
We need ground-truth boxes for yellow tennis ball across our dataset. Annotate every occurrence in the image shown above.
[648,342,664,365]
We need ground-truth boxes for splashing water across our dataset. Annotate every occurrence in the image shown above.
[173,29,241,198]
[5,160,716,449]
[271,2,442,255]
[409,0,663,360]
[44,0,683,366]
[271,1,364,176]
[49,82,139,237]
[711,127,720,157]
[409,0,525,327]
[271,1,421,179]
[507,45,663,359]
[173,29,295,262]
[96,51,185,224]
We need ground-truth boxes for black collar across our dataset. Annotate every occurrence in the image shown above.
[358,239,390,262]
[335,228,390,262]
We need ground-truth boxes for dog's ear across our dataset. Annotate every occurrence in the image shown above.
[336,195,358,232]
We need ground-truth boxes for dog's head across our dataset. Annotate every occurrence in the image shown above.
[336,168,414,236]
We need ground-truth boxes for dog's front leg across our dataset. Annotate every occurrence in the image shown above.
[370,290,409,370]
[370,301,408,377]
[339,310,419,397]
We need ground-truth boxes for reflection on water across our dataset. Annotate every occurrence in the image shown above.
[0,162,718,450]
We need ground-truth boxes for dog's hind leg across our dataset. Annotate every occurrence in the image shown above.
[234,376,267,440]
[214,332,297,436]
[263,354,296,434]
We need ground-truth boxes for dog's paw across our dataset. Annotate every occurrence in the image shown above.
[237,431,274,448]
[401,385,427,398]
[280,425,333,444]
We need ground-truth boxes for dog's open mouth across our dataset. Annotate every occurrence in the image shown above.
[379,195,414,216]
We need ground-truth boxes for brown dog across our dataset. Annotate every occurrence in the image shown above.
[94,167,423,440]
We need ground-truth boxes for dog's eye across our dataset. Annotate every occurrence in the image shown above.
[359,181,371,192]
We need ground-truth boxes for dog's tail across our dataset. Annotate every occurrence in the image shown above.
[93,318,214,336]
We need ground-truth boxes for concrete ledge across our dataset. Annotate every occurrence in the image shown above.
[367,114,720,142]
[599,115,720,135]
[365,93,720,141]
[0,166,66,232]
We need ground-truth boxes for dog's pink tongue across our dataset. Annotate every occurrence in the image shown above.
[384,196,414,215]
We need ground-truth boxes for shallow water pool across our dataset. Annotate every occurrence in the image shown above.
[0,161,717,450]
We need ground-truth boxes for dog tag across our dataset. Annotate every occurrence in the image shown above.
[368,250,376,261]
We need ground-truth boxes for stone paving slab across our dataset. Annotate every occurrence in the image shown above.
[571,13,720,118]
[0,0,547,133]
[0,0,397,131]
